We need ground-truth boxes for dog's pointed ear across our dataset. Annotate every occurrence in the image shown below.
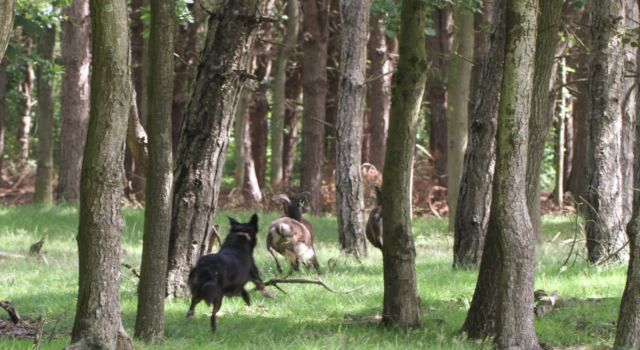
[228,216,240,226]
[249,213,258,228]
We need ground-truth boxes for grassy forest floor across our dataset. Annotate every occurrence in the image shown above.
[0,205,627,349]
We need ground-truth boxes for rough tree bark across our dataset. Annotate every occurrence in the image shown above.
[525,0,564,235]
[446,6,473,231]
[462,1,540,348]
[585,0,627,264]
[57,0,91,203]
[0,0,15,60]
[34,26,57,205]
[134,0,174,342]
[166,0,264,297]
[452,0,504,268]
[301,0,329,214]
[17,38,34,167]
[336,0,370,258]
[271,0,299,189]
[68,0,132,348]
[381,0,427,328]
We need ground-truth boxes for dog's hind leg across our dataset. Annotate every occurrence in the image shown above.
[210,293,223,334]
[186,296,201,318]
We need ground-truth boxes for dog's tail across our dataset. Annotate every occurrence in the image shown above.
[201,281,216,306]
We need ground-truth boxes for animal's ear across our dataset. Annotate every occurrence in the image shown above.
[249,213,258,228]
[228,216,240,227]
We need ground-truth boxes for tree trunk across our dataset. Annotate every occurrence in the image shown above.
[282,40,303,188]
[235,89,248,189]
[0,60,6,176]
[17,38,34,167]
[249,41,272,188]
[525,0,563,235]
[336,0,370,259]
[381,0,427,328]
[57,0,91,203]
[271,0,299,189]
[453,0,504,269]
[242,99,263,206]
[366,14,392,171]
[585,0,627,264]
[425,7,452,185]
[0,0,15,61]
[463,1,540,348]
[324,0,340,180]
[300,0,329,214]
[446,7,474,231]
[130,0,145,121]
[33,26,57,205]
[166,0,264,297]
[68,0,132,348]
[134,0,174,342]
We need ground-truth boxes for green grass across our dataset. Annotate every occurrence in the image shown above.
[0,206,628,349]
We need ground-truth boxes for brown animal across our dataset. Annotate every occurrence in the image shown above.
[365,186,383,250]
[268,193,321,274]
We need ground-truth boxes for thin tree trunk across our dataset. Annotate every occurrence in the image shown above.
[134,0,174,342]
[324,0,340,179]
[463,1,540,348]
[57,0,91,203]
[381,0,427,328]
[446,7,474,231]
[242,102,263,206]
[249,42,272,188]
[0,60,6,177]
[555,57,568,207]
[235,88,248,189]
[166,0,264,297]
[282,42,303,188]
[336,0,370,259]
[18,38,34,167]
[525,0,563,235]
[0,0,15,60]
[34,26,57,204]
[453,0,504,268]
[68,0,132,348]
[271,0,299,189]
[585,0,627,264]
[301,0,329,214]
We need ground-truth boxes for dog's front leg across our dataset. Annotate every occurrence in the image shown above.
[250,262,275,299]
[241,289,251,306]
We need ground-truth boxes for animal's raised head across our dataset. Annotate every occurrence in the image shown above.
[272,192,309,221]
[227,214,259,248]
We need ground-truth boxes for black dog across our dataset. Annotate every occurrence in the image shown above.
[186,214,273,333]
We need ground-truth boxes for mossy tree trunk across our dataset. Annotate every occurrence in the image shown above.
[68,0,132,348]
[166,0,264,297]
[381,0,428,328]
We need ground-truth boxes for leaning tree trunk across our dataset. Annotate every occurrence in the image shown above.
[336,0,370,259]
[525,0,564,235]
[452,0,505,269]
[463,1,540,348]
[300,0,329,214]
[134,0,174,342]
[0,0,15,60]
[585,0,627,264]
[271,0,299,189]
[33,26,57,205]
[446,6,474,231]
[381,0,428,329]
[69,0,132,348]
[166,0,263,297]
[57,0,91,203]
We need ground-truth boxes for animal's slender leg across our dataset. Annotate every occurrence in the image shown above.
[186,296,201,318]
[210,293,223,334]
[241,289,251,306]
[268,246,283,274]
[311,254,321,275]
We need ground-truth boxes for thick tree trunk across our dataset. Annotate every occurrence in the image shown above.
[166,0,263,297]
[0,60,6,176]
[381,0,427,328]
[271,0,299,189]
[525,0,563,235]
[57,0,91,203]
[446,7,474,231]
[300,0,329,214]
[68,0,132,348]
[585,0,627,264]
[0,0,15,60]
[33,26,57,204]
[425,7,452,185]
[463,1,540,348]
[452,0,504,268]
[134,0,174,342]
[336,0,370,259]
[366,14,392,171]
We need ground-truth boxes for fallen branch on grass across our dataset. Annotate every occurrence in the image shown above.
[121,263,140,278]
[261,277,365,294]
[0,251,27,260]
[0,301,23,324]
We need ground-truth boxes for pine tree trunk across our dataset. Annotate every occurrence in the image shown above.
[453,0,505,268]
[525,0,563,235]
[336,0,370,259]
[446,7,473,231]
[134,0,174,342]
[585,0,627,264]
[34,26,57,205]
[0,0,15,60]
[463,1,540,348]
[57,0,91,203]
[381,0,427,328]
[166,0,263,297]
[69,0,132,348]
[300,0,329,214]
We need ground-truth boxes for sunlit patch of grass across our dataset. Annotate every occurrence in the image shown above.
[0,206,628,349]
